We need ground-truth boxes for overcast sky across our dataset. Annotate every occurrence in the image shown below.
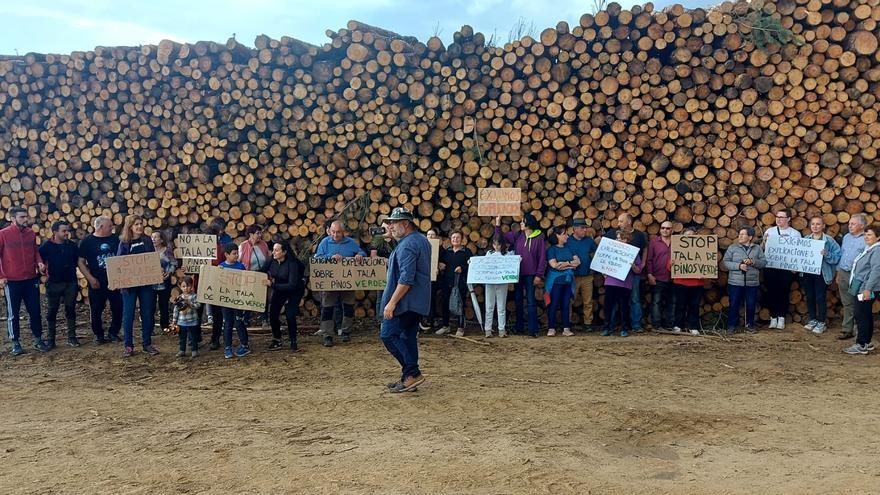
[0,0,710,55]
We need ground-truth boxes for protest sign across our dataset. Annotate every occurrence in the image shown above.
[106,252,164,290]
[466,255,521,284]
[671,235,718,279]
[429,238,440,282]
[197,265,267,311]
[764,236,824,274]
[309,257,388,291]
[590,237,640,281]
[477,188,522,217]
[173,234,217,259]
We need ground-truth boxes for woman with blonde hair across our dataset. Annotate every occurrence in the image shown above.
[117,215,158,357]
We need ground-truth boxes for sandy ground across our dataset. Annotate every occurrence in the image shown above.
[1,317,879,495]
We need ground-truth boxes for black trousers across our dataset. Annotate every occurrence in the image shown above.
[154,288,171,329]
[209,304,224,345]
[854,298,875,346]
[764,268,793,318]
[270,290,301,346]
[441,278,468,328]
[674,285,703,330]
[46,281,77,342]
[88,286,122,338]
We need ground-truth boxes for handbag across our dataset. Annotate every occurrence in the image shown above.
[848,277,863,297]
[449,273,463,315]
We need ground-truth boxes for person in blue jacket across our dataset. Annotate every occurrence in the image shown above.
[315,220,366,347]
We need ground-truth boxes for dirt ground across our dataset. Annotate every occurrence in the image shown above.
[1,316,879,495]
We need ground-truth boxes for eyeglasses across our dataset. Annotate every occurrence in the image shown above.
[660,227,672,229]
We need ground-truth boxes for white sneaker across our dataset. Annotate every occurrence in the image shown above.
[435,326,450,335]
[777,317,786,330]
[812,322,827,334]
[454,328,465,337]
[562,328,574,336]
[672,326,682,333]
[689,328,700,335]
[769,317,779,329]
[804,320,817,331]
[547,328,557,337]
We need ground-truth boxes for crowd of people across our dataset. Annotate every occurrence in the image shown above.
[1,204,878,373]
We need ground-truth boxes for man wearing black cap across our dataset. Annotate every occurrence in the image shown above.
[380,207,430,393]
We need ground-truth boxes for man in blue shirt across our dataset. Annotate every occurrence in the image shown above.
[315,220,366,346]
[566,218,598,330]
[380,207,430,393]
[837,213,867,340]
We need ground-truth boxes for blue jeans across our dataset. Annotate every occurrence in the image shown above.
[650,281,675,328]
[514,275,540,335]
[802,273,828,323]
[4,277,43,342]
[178,325,200,352]
[122,286,155,348]
[222,307,249,349]
[548,282,572,329]
[381,311,421,379]
[630,275,643,330]
[727,284,758,329]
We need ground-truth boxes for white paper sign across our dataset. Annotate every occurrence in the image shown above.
[467,255,521,284]
[590,237,639,281]
[764,236,824,274]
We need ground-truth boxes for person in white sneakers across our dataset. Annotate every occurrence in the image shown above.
[483,234,512,338]
[762,209,801,329]
[800,217,841,334]
[844,224,880,355]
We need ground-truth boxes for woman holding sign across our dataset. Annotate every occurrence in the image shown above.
[800,217,841,334]
[844,224,880,355]
[495,214,547,337]
[723,227,766,334]
[762,209,801,330]
[545,226,579,337]
[600,230,643,337]
[118,215,158,357]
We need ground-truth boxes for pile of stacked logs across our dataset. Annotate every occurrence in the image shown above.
[2,0,879,321]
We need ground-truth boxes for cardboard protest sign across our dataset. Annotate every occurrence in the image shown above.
[590,237,640,281]
[429,238,441,282]
[175,234,217,273]
[106,252,164,290]
[309,257,388,291]
[477,188,522,217]
[671,235,718,279]
[467,255,521,284]
[764,236,824,274]
[197,265,267,311]
[173,234,217,259]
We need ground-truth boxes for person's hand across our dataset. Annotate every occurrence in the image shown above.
[739,262,748,272]
[533,277,542,287]
[862,290,872,301]
[383,301,396,320]
[821,249,827,256]
[263,278,272,287]
[454,266,462,273]
[495,215,502,226]
[438,263,446,270]
[0,278,6,289]
[38,262,46,275]
[331,254,343,261]
[647,274,656,285]
[354,254,364,262]
[87,276,100,289]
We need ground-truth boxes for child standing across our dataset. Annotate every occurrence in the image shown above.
[172,275,201,358]
[601,230,643,337]
[484,234,512,338]
[220,243,250,359]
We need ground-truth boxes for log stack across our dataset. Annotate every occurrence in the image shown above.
[2,0,879,322]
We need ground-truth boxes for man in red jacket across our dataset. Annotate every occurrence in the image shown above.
[0,207,48,355]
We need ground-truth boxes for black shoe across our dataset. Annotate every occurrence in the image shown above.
[95,336,107,345]
[46,340,57,350]
[341,332,351,343]
[209,341,220,351]
[323,336,334,347]
[268,340,283,351]
[837,332,855,340]
[107,334,122,343]
[290,344,301,353]
[35,341,51,352]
